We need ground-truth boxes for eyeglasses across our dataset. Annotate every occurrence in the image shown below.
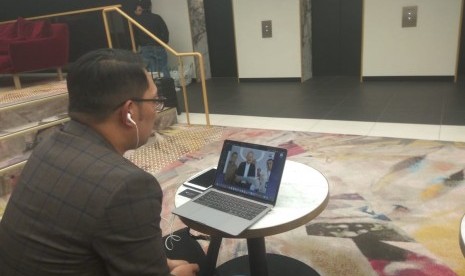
[131,96,166,112]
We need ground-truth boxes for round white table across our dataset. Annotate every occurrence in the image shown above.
[174,160,329,276]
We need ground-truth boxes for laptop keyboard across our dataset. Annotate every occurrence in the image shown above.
[194,190,268,220]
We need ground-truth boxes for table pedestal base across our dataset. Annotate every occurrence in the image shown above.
[215,253,320,276]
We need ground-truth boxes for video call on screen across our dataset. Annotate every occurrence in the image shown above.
[216,144,286,202]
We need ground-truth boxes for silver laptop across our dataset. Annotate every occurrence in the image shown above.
[173,139,287,236]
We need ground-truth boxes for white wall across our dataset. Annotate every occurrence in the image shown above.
[233,0,301,78]
[151,0,194,71]
[362,0,462,76]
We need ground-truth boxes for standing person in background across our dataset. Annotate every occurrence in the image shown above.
[135,0,171,78]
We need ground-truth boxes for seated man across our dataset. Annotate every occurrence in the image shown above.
[0,48,199,276]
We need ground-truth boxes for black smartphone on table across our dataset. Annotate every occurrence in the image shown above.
[182,167,217,191]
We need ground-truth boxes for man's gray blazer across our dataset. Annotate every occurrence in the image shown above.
[0,120,171,276]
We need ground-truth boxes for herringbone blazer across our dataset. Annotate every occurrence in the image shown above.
[0,120,171,276]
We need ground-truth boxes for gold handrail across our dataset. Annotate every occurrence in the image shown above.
[0,5,212,177]
[0,5,122,25]
[0,5,210,125]
[101,6,211,126]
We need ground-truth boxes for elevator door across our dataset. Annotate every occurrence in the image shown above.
[312,0,362,76]
[204,0,238,77]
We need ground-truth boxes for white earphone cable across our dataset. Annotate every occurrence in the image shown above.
[163,214,180,251]
[134,123,139,149]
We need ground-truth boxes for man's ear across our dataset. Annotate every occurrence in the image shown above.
[120,100,135,126]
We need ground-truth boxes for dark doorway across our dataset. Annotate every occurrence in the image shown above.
[311,0,362,76]
[204,0,238,77]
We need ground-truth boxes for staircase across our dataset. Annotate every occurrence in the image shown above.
[0,80,178,217]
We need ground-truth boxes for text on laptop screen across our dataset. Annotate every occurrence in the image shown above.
[214,140,287,204]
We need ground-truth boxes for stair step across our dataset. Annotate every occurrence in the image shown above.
[0,94,68,131]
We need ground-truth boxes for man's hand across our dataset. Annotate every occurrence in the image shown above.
[168,259,199,276]
[168,259,188,270]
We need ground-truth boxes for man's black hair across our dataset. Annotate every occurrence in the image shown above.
[67,48,148,121]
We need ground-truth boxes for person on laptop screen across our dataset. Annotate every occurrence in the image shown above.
[257,159,273,193]
[220,146,283,200]
[224,151,239,184]
[235,151,258,189]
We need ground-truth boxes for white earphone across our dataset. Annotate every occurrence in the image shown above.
[127,113,136,125]
[127,112,139,148]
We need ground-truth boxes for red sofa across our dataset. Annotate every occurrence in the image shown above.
[0,18,69,89]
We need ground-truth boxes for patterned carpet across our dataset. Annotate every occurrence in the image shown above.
[132,124,465,276]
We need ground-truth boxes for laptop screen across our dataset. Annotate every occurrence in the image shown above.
[214,139,287,205]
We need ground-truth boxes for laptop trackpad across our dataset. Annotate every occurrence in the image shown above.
[188,205,250,236]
